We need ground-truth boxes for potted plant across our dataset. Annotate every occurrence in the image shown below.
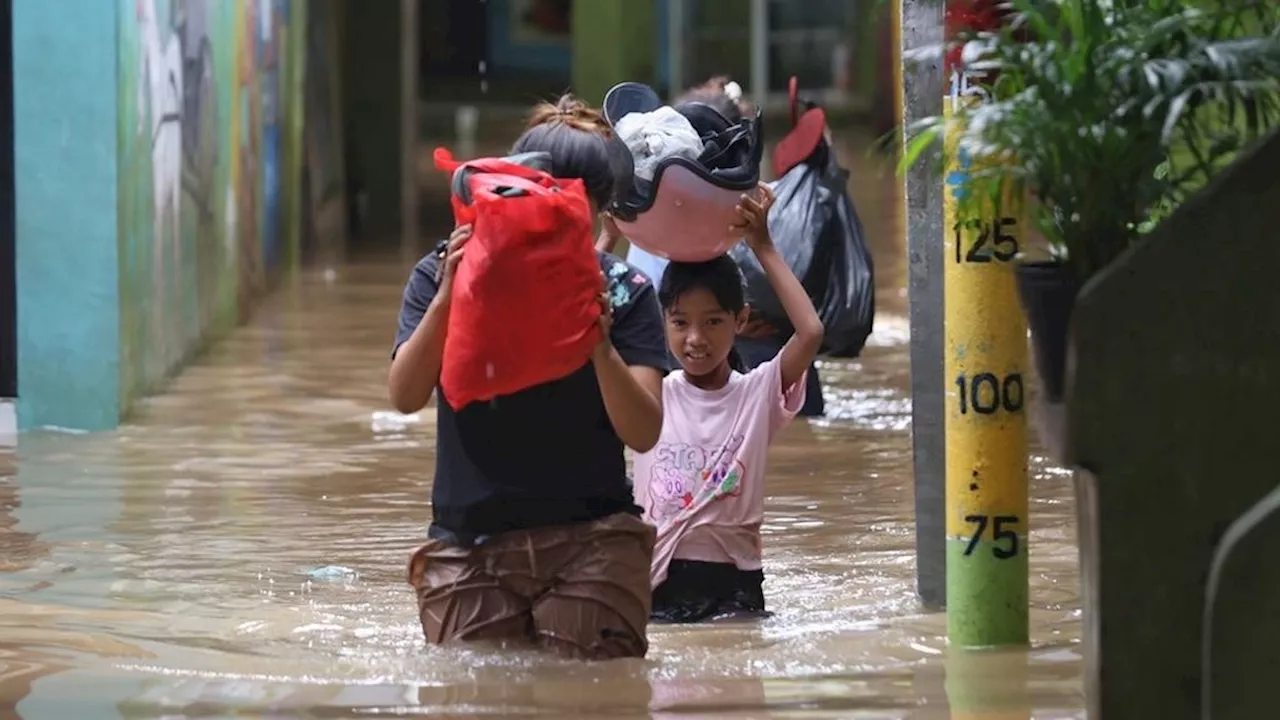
[901,0,1280,403]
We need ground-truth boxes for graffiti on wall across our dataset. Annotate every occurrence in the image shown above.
[118,0,298,407]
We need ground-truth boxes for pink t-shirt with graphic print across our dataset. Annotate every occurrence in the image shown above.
[633,356,806,588]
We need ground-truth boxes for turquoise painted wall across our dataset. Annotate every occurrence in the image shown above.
[12,0,311,432]
[14,0,121,431]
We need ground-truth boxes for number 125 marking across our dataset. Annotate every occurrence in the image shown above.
[954,217,1019,264]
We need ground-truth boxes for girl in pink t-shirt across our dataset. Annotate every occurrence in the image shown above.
[633,184,825,623]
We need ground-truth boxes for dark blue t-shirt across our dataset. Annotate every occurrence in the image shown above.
[393,250,668,545]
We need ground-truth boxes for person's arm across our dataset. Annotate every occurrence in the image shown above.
[736,184,824,391]
[592,262,669,452]
[387,227,469,413]
[592,343,663,452]
[755,245,824,390]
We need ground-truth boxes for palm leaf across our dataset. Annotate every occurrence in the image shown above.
[900,0,1280,280]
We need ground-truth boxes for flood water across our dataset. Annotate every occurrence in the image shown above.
[0,127,1083,718]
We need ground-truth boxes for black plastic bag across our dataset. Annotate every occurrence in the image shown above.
[730,140,875,358]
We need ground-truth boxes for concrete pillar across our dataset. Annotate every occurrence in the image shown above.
[400,0,420,256]
[748,0,768,109]
[897,0,947,611]
[13,0,120,431]
[572,0,657,106]
[283,0,309,269]
[339,0,414,239]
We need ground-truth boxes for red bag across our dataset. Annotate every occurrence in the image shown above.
[433,147,603,409]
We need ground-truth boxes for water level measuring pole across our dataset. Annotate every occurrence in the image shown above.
[943,70,1030,648]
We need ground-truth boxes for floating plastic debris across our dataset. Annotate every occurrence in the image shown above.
[307,565,358,581]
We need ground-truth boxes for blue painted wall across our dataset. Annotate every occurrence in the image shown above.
[13,0,121,431]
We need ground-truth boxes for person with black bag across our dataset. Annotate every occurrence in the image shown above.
[729,76,876,376]
[614,76,875,418]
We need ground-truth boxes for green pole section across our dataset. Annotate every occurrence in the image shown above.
[572,0,656,105]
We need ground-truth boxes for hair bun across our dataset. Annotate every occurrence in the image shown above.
[525,93,609,136]
[555,95,588,115]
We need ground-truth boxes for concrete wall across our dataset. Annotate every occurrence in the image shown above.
[1067,130,1280,720]
[13,0,311,432]
[302,0,346,257]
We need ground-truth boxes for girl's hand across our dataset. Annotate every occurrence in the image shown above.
[588,268,663,452]
[592,272,615,361]
[433,224,471,304]
[733,183,776,252]
[596,213,626,253]
[601,213,624,241]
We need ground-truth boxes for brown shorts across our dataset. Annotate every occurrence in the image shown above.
[407,511,656,660]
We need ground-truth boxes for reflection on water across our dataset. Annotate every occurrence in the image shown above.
[0,129,1082,718]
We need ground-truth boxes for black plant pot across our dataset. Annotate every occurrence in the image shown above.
[1015,261,1080,403]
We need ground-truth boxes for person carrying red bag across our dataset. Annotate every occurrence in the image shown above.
[388,95,668,661]
[430,147,606,408]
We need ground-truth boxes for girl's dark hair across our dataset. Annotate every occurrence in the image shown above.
[658,255,746,313]
[658,256,748,372]
[511,94,615,209]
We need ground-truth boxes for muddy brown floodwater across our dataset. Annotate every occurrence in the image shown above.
[0,127,1082,718]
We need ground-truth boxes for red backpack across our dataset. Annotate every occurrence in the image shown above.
[433,148,603,410]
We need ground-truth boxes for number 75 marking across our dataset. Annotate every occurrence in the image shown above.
[963,514,1020,559]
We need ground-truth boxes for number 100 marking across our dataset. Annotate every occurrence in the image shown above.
[955,372,1024,415]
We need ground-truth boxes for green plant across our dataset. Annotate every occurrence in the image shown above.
[900,0,1280,280]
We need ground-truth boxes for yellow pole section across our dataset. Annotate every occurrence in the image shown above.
[943,72,1030,648]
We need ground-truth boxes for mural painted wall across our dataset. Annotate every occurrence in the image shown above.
[117,0,303,409]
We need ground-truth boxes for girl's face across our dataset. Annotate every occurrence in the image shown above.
[664,287,749,381]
